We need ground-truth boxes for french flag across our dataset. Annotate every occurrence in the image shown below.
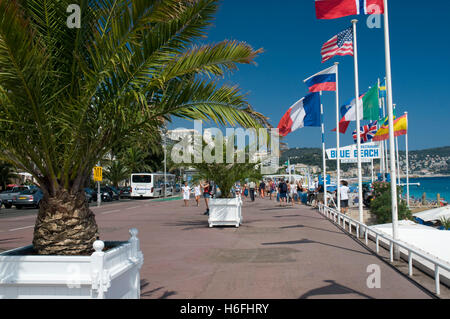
[304,65,337,93]
[315,0,384,20]
[277,93,321,137]
[332,95,364,134]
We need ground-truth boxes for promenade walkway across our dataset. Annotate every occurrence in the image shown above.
[0,197,434,299]
[131,198,432,299]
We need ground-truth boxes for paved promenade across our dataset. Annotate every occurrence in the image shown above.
[0,197,433,299]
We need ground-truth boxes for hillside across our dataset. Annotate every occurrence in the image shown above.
[282,146,450,175]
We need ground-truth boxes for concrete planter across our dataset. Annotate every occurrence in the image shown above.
[208,197,242,228]
[0,229,143,299]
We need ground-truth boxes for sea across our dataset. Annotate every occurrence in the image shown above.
[401,176,450,203]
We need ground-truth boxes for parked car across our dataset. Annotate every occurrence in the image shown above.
[84,188,97,202]
[0,186,31,208]
[12,188,43,209]
[105,186,120,201]
[119,186,132,199]
[84,190,93,203]
[99,187,113,202]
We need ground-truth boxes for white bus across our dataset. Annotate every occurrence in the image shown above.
[130,173,176,198]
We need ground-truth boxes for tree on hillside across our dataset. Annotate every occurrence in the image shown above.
[0,162,17,190]
[0,0,268,255]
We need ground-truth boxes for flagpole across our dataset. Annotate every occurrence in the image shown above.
[335,62,341,213]
[371,159,374,183]
[382,95,389,177]
[320,91,328,206]
[378,78,385,181]
[383,0,400,259]
[405,112,410,208]
[394,102,401,186]
[351,19,364,228]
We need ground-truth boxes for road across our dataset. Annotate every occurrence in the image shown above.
[0,196,436,299]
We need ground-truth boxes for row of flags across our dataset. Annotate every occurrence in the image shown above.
[315,0,384,20]
[277,0,407,144]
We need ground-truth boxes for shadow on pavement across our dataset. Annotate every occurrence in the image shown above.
[280,224,343,235]
[140,279,177,299]
[299,280,374,299]
[163,220,208,231]
[261,238,372,256]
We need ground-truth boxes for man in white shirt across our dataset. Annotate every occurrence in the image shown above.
[249,181,256,202]
[340,180,350,214]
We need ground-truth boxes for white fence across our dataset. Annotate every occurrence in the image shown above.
[318,204,450,296]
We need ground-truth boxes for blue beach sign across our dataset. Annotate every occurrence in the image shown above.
[326,142,381,163]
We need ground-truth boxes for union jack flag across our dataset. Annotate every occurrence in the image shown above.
[353,121,378,144]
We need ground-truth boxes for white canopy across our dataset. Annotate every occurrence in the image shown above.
[370,220,450,267]
[413,206,450,222]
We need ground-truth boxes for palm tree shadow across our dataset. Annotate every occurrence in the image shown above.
[299,280,374,299]
[261,238,371,256]
[159,290,177,299]
[140,279,177,299]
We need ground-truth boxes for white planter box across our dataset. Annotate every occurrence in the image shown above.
[208,197,243,228]
[0,229,144,299]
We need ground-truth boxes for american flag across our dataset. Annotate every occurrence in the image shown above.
[353,121,378,144]
[321,27,354,63]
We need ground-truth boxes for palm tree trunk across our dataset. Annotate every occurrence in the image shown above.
[33,189,99,255]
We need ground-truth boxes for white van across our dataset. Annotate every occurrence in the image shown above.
[130,173,175,198]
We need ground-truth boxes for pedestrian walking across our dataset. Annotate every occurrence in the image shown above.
[194,183,202,207]
[269,180,276,200]
[201,181,211,215]
[182,182,190,207]
[259,180,266,199]
[243,183,249,200]
[278,179,288,207]
[289,181,296,206]
[249,180,256,202]
[315,182,324,208]
[340,180,350,214]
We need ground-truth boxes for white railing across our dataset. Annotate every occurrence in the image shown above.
[318,204,450,296]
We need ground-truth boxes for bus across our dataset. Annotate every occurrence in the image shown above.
[130,173,176,198]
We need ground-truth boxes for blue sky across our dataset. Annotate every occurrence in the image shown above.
[169,0,450,151]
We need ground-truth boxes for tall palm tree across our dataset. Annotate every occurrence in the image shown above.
[0,0,268,255]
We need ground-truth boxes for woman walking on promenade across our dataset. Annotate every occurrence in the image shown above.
[194,183,202,207]
[289,181,296,206]
[201,181,211,215]
[269,180,276,201]
[243,183,249,200]
[296,180,303,205]
[182,182,191,207]
[259,180,266,199]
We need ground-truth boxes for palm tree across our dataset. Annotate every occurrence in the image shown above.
[183,138,264,199]
[0,0,268,255]
[0,161,18,190]
[104,160,130,188]
[120,147,153,174]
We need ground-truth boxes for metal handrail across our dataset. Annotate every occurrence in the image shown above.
[318,204,449,296]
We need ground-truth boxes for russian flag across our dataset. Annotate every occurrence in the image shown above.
[277,93,321,137]
[315,0,384,20]
[304,65,337,93]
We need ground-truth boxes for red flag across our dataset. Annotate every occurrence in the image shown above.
[315,0,384,20]
[332,118,351,134]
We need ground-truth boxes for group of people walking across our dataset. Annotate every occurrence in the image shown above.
[181,181,213,215]
[180,178,352,216]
